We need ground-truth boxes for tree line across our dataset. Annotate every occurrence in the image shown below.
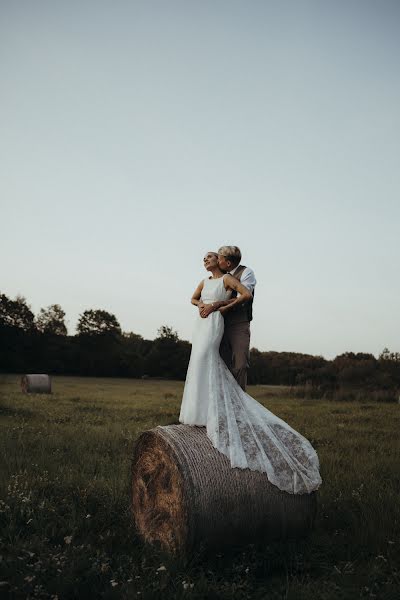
[1,292,399,400]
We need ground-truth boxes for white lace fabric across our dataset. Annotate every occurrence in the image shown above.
[179,276,322,495]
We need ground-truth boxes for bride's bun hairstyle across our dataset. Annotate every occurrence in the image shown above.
[218,245,242,268]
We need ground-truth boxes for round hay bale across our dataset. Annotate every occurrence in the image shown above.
[131,424,317,555]
[21,374,52,394]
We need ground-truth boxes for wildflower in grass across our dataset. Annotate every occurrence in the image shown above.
[351,483,364,500]
[110,580,118,587]
[156,565,166,572]
[64,535,73,545]
[182,581,194,590]
[0,500,10,513]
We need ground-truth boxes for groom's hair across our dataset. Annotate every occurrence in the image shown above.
[218,246,242,267]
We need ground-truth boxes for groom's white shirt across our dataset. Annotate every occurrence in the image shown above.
[229,266,257,294]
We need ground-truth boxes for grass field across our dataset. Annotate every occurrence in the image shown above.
[1,374,399,599]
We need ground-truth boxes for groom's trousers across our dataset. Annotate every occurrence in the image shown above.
[220,321,250,391]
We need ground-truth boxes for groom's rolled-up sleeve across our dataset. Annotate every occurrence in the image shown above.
[240,268,256,294]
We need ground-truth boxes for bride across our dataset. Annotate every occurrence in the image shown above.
[179,252,322,495]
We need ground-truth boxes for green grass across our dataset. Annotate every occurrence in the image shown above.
[0,374,399,599]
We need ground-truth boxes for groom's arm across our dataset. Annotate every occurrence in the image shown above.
[201,270,256,317]
[199,298,234,318]
[240,267,256,293]
[218,275,252,315]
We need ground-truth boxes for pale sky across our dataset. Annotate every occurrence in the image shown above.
[1,0,399,359]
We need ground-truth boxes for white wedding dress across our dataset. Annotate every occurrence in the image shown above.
[179,275,322,495]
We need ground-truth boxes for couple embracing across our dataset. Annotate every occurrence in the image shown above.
[179,245,322,495]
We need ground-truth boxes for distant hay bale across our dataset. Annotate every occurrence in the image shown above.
[131,424,317,555]
[21,374,52,394]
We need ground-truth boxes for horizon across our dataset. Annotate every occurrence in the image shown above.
[1,287,396,361]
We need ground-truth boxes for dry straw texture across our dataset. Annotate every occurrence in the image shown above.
[131,424,317,555]
[21,374,52,394]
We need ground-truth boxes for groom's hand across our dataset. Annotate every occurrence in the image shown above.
[200,303,215,318]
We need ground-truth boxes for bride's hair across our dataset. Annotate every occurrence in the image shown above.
[218,246,241,267]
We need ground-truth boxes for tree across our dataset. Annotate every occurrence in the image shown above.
[77,309,121,336]
[379,348,400,362]
[378,348,400,389]
[157,325,179,342]
[0,293,35,331]
[36,304,67,336]
[144,325,190,379]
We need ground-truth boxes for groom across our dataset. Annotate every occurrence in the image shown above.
[217,246,256,391]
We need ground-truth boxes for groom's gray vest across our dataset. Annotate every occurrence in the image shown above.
[224,265,254,324]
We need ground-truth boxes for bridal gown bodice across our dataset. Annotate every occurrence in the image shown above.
[179,275,322,495]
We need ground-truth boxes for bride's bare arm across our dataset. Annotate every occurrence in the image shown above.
[191,281,205,308]
[219,275,252,314]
